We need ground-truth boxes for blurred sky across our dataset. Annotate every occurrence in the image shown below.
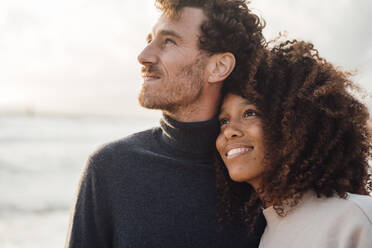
[1,0,371,118]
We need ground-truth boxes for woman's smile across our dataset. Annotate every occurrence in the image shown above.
[224,145,254,159]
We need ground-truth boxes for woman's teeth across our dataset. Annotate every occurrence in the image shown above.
[226,147,253,158]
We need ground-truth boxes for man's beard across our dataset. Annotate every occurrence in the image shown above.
[138,54,206,113]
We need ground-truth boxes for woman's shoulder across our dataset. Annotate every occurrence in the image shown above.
[299,192,372,246]
[297,191,372,225]
[303,192,372,228]
[260,192,372,248]
[345,193,372,224]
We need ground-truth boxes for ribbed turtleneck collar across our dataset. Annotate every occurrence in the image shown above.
[159,114,220,160]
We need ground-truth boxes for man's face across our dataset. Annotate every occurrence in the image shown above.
[137,7,208,112]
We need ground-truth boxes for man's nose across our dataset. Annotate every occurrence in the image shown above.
[137,44,158,65]
[223,125,244,139]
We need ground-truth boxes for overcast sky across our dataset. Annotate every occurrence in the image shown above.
[1,0,371,118]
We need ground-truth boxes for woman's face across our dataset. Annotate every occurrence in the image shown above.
[216,93,265,190]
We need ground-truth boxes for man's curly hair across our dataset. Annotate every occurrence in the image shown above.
[216,39,372,231]
[155,0,265,88]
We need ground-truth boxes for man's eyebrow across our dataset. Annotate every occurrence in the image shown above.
[159,30,183,40]
[151,29,184,41]
[146,33,152,42]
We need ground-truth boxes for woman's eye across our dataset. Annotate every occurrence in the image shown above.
[243,109,257,118]
[219,118,228,126]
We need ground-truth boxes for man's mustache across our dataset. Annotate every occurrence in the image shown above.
[141,65,163,75]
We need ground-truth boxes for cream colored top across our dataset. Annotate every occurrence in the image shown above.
[259,192,372,248]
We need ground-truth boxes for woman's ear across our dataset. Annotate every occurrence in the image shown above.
[206,52,236,83]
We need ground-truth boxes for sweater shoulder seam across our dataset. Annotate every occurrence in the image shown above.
[346,194,372,225]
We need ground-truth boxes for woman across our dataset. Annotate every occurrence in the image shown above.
[216,40,372,247]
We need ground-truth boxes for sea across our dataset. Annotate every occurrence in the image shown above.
[0,114,159,248]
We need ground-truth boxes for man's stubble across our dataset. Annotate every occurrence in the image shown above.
[138,54,207,114]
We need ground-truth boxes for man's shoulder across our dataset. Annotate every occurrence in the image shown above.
[103,127,160,149]
[87,127,161,168]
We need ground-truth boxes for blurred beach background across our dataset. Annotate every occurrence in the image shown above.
[1,0,371,247]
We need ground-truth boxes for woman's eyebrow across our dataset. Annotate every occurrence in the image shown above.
[219,108,227,116]
[242,100,253,106]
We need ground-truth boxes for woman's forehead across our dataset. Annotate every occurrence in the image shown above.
[220,94,254,114]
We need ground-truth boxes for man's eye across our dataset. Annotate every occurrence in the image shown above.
[243,109,257,118]
[164,38,176,45]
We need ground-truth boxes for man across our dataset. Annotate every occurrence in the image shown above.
[66,0,265,247]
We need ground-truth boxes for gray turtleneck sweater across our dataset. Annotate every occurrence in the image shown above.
[66,115,264,248]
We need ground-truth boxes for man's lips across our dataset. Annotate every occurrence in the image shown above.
[223,145,254,159]
[142,74,161,81]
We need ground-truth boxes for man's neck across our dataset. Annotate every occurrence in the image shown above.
[163,107,215,123]
[163,91,221,123]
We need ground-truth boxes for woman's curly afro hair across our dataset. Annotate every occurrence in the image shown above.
[217,39,372,231]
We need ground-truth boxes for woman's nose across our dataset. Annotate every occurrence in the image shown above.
[223,125,244,139]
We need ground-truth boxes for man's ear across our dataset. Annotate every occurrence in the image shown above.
[206,52,236,83]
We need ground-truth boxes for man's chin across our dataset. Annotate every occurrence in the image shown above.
[138,86,154,108]
[138,101,159,110]
[138,94,162,110]
[138,96,154,109]
[138,94,178,113]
